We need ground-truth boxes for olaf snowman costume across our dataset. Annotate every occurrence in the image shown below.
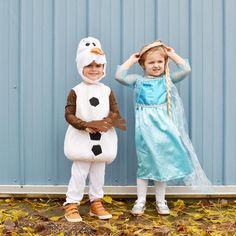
[64,37,125,204]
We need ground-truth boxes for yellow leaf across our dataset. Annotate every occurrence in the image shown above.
[110,225,118,233]
[112,211,123,216]
[173,199,185,211]
[111,211,123,220]
[170,210,178,217]
[209,232,224,236]
[50,216,61,221]
[186,225,201,233]
[102,196,112,204]
[141,233,154,236]
[57,232,65,236]
[10,210,28,218]
[22,227,34,232]
[5,199,14,203]
[187,212,205,220]
[209,218,222,223]
[114,201,126,206]
[134,228,144,234]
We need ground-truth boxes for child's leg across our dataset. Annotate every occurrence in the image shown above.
[64,161,91,222]
[131,178,148,215]
[154,181,170,215]
[65,161,90,205]
[154,181,166,202]
[88,162,106,202]
[136,178,148,203]
[89,162,112,219]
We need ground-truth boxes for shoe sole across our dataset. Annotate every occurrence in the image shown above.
[157,211,170,215]
[130,211,144,216]
[65,216,82,222]
[130,208,146,216]
[89,212,112,220]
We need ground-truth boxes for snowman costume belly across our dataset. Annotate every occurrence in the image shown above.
[64,82,118,163]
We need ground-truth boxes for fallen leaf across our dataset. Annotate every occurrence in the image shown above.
[113,200,126,206]
[187,212,205,221]
[102,196,113,204]
[22,226,35,233]
[49,216,62,221]
[170,210,178,217]
[57,232,65,236]
[5,199,14,203]
[173,199,185,211]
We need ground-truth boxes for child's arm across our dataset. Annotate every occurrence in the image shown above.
[65,90,112,133]
[65,90,87,130]
[104,91,126,131]
[165,47,191,83]
[115,53,142,86]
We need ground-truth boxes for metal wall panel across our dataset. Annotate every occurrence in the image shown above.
[0,0,235,187]
[224,0,236,184]
[0,0,20,184]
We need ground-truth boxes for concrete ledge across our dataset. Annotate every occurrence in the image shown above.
[0,185,236,198]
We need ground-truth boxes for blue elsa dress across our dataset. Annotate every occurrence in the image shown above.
[116,62,211,190]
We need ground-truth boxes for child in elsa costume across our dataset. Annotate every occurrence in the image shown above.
[115,40,211,216]
[63,37,126,222]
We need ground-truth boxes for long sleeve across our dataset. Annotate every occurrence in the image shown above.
[108,90,121,118]
[170,59,191,83]
[65,89,87,130]
[115,65,142,88]
[106,89,126,131]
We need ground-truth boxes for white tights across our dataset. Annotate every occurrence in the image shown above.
[136,178,166,203]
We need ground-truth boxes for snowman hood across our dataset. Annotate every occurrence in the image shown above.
[76,37,107,84]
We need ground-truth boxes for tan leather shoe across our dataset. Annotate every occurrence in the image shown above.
[64,203,82,222]
[89,199,112,220]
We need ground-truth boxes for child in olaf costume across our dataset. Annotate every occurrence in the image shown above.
[63,37,126,222]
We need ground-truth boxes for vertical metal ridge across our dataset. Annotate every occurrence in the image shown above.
[51,0,57,185]
[222,0,226,184]
[86,0,89,36]
[18,0,25,185]
[188,0,192,139]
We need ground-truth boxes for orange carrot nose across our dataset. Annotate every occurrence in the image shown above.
[91,47,105,55]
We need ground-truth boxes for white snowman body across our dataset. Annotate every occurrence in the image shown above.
[64,36,118,163]
[64,82,118,163]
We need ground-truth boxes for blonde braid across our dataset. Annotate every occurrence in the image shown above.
[165,61,172,118]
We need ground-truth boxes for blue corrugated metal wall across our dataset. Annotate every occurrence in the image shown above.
[0,0,235,186]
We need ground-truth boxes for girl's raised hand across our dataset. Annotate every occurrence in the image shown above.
[164,46,175,57]
[129,52,140,64]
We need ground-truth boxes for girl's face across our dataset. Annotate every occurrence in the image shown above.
[83,61,104,81]
[143,51,166,77]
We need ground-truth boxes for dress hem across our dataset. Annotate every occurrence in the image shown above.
[137,172,192,182]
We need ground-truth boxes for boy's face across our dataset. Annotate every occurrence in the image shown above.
[83,61,104,81]
[143,51,165,77]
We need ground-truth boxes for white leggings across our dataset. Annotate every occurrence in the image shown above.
[65,161,106,205]
[136,178,166,203]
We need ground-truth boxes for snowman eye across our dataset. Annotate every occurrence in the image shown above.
[85,43,90,46]
[92,43,96,46]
